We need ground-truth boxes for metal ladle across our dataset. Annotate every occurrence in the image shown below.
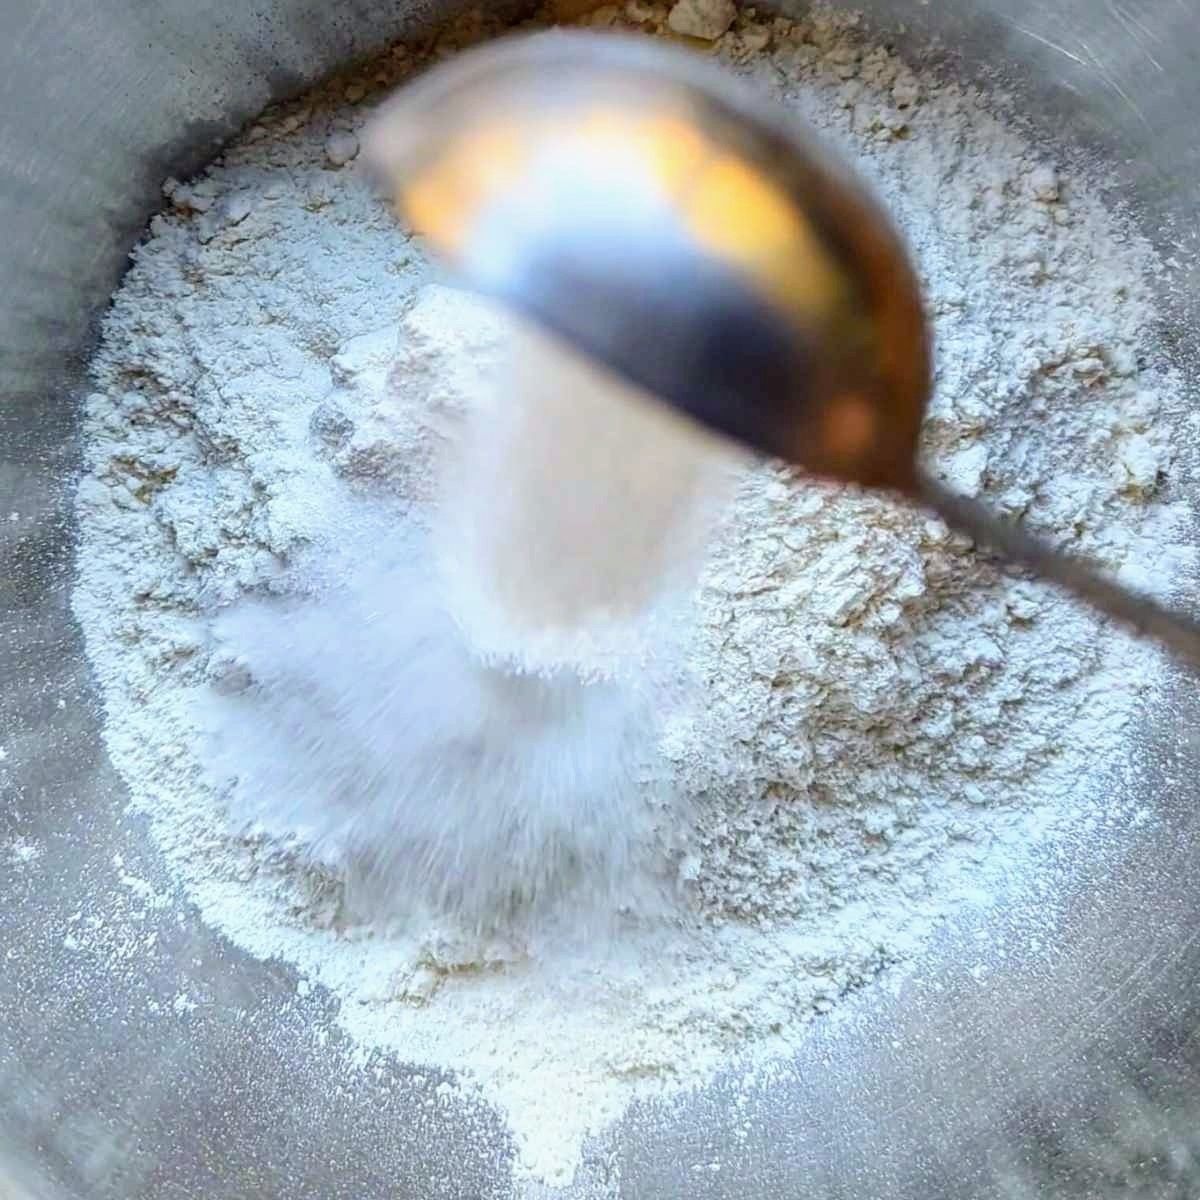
[365,29,1200,668]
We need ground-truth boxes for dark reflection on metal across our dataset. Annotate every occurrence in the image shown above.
[1,0,1198,1196]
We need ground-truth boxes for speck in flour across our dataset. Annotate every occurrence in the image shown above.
[73,1,1192,1186]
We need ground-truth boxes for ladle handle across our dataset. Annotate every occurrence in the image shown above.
[914,470,1200,671]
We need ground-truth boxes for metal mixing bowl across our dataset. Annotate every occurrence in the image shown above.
[3,1,1199,1196]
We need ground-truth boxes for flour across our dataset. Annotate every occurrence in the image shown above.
[73,1,1192,1188]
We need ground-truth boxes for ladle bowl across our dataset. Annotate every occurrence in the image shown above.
[2,1,1199,1196]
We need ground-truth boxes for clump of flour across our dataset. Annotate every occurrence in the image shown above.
[73,1,1193,1186]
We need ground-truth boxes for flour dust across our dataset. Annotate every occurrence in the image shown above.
[73,0,1194,1187]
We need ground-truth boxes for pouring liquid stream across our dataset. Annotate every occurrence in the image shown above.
[436,314,741,680]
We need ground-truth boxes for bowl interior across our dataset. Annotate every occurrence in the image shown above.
[2,1,1199,1196]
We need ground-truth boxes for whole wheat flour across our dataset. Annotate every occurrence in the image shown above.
[72,1,1194,1186]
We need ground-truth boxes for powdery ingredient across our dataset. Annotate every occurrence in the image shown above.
[667,0,738,40]
[73,2,1192,1186]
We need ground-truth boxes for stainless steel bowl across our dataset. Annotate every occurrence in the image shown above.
[3,1,1199,1196]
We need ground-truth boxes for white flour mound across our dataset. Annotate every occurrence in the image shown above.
[73,2,1193,1187]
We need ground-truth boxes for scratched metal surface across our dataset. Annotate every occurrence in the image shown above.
[1,1,1199,1197]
